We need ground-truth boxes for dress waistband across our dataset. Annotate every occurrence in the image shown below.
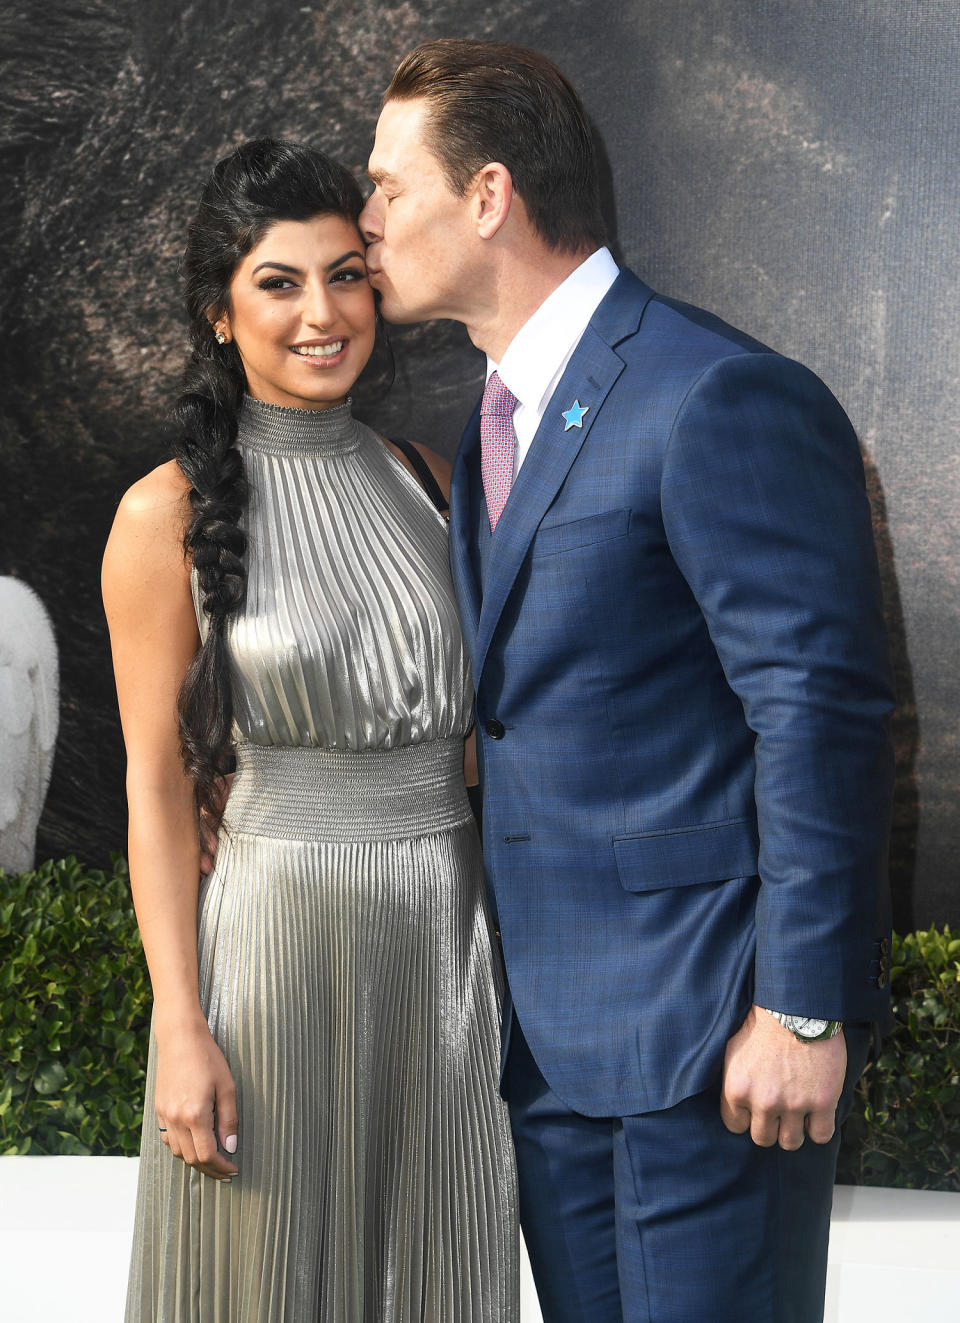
[221,737,473,843]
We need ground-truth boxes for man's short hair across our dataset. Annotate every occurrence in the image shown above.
[385,39,606,254]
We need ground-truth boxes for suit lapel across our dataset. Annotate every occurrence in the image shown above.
[472,329,624,684]
[472,269,656,688]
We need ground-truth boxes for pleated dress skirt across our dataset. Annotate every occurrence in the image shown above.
[125,737,518,1322]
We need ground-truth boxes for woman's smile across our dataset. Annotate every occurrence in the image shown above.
[290,337,347,361]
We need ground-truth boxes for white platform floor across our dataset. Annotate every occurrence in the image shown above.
[1,1158,957,1322]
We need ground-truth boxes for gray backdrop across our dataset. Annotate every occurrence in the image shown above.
[1,1,956,928]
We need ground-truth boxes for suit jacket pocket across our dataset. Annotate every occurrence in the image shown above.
[613,816,759,891]
[531,507,630,557]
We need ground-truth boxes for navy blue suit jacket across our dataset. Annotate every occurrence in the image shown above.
[449,269,895,1118]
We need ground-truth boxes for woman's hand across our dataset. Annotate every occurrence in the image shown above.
[155,1019,240,1180]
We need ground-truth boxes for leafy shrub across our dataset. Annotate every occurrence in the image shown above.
[837,925,960,1191]
[1,856,958,1188]
[0,855,150,1155]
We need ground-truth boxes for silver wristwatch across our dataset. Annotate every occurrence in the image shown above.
[763,1009,843,1042]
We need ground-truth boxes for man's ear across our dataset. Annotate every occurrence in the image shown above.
[472,162,513,240]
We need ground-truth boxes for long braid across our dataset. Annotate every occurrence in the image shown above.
[173,347,246,824]
[171,137,364,825]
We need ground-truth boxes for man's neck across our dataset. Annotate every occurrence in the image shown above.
[464,243,596,363]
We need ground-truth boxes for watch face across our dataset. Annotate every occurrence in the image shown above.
[787,1017,830,1038]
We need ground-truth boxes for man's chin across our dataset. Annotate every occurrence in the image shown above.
[369,278,419,324]
[377,298,426,326]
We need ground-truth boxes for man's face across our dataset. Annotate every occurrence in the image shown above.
[360,97,480,324]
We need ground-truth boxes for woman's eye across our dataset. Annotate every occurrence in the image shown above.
[259,277,296,291]
[331,268,366,284]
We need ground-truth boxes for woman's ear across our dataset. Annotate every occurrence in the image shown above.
[207,307,232,345]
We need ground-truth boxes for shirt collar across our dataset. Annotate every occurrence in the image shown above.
[486,246,620,412]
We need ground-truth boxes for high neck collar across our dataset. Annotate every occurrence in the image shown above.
[237,395,361,457]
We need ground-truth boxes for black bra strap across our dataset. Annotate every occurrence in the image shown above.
[391,437,450,516]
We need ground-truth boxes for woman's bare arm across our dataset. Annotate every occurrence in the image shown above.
[102,460,238,1179]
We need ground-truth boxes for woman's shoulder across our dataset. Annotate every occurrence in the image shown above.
[119,459,191,519]
[104,461,192,589]
[102,460,197,650]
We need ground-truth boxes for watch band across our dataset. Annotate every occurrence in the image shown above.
[762,1009,843,1042]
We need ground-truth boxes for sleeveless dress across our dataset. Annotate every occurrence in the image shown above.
[125,397,519,1323]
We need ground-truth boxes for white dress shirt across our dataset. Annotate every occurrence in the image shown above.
[485,246,620,477]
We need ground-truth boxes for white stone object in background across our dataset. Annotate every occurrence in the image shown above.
[0,577,59,874]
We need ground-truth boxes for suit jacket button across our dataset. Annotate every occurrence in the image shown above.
[485,718,505,739]
[877,969,889,989]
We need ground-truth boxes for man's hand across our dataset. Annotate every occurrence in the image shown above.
[720,1005,847,1150]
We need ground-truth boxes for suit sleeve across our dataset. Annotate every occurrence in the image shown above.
[660,351,895,1020]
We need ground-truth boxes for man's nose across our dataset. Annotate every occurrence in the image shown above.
[359,194,382,242]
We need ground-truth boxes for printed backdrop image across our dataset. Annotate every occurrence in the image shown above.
[1,0,957,927]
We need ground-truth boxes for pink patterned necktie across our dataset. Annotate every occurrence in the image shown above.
[480,370,519,531]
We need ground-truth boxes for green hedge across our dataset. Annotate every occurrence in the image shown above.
[0,856,150,1155]
[2,857,959,1188]
[836,924,960,1191]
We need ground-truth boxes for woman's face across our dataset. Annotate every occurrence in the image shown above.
[215,214,376,411]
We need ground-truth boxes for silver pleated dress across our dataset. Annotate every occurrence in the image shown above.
[125,397,518,1323]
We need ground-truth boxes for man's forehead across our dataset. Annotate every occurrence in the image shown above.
[368,97,434,173]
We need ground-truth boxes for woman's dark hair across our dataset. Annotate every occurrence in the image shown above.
[385,39,605,254]
[175,138,364,825]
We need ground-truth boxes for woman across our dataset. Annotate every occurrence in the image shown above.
[102,138,518,1322]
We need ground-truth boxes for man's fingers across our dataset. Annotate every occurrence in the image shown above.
[725,1101,836,1150]
[719,1090,751,1134]
[776,1114,807,1151]
[748,1109,781,1148]
[198,822,219,876]
[724,1097,810,1149]
[805,1107,837,1145]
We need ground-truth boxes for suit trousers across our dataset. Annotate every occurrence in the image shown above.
[504,1015,871,1323]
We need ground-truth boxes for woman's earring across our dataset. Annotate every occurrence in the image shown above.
[215,330,227,345]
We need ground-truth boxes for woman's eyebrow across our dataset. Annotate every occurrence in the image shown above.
[325,250,365,270]
[251,261,303,276]
[250,251,365,277]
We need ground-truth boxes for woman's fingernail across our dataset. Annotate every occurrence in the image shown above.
[225,1134,238,1154]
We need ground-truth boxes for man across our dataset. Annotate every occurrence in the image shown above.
[360,39,894,1322]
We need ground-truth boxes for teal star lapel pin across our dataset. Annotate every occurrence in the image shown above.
[562,399,589,431]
